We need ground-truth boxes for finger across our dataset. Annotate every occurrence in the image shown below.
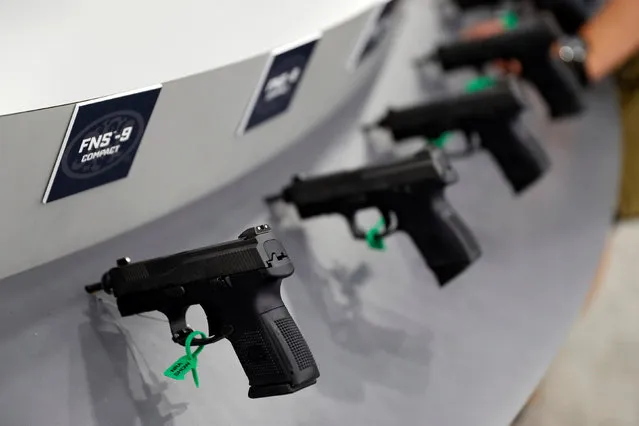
[491,60,522,75]
[494,59,511,73]
[506,60,523,75]
[461,19,505,39]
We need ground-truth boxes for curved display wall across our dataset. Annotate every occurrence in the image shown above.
[0,0,621,425]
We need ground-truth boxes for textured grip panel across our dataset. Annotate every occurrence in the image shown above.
[233,330,285,379]
[227,305,319,398]
[275,317,316,371]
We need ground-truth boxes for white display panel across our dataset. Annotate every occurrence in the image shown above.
[0,0,379,117]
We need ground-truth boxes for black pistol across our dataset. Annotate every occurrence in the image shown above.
[266,150,481,286]
[368,79,550,193]
[417,14,584,118]
[533,0,589,35]
[450,0,588,35]
[85,224,319,399]
[450,0,503,9]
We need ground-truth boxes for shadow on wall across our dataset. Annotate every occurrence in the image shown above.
[270,220,435,403]
[77,297,188,426]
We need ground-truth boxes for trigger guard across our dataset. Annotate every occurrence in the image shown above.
[174,325,233,347]
[346,213,368,240]
[162,304,231,347]
[159,306,191,345]
[172,327,196,346]
[346,210,398,240]
[446,132,480,159]
[377,210,398,238]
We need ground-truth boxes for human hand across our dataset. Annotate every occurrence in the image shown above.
[461,18,505,39]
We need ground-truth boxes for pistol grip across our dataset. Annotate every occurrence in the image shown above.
[523,55,585,119]
[206,280,319,398]
[398,193,481,286]
[477,120,551,194]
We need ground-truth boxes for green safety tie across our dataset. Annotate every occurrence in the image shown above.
[501,10,519,31]
[163,330,207,388]
[365,217,387,251]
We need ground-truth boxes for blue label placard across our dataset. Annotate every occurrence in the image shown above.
[42,85,162,203]
[348,0,400,71]
[239,35,320,134]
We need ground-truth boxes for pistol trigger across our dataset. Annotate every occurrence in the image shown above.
[159,306,191,346]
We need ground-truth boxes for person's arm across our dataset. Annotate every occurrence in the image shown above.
[580,0,639,81]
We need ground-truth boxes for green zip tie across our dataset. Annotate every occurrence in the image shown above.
[465,75,497,93]
[500,10,519,30]
[365,217,387,250]
[431,132,452,148]
[164,330,206,388]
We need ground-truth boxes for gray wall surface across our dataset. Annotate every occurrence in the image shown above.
[0,0,621,425]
